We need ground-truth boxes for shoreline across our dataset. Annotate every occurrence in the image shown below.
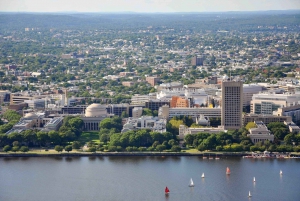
[0,152,248,157]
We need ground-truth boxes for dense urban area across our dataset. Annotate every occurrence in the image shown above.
[1,11,300,154]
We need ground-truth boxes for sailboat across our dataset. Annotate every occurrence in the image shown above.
[189,178,195,187]
[280,170,283,175]
[253,177,256,182]
[215,154,220,160]
[248,191,252,197]
[226,167,231,175]
[209,154,213,160]
[201,173,205,178]
[165,186,170,195]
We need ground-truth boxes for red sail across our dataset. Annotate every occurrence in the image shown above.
[165,187,170,193]
[226,167,231,174]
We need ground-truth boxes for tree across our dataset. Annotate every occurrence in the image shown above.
[20,146,29,152]
[185,134,194,146]
[284,134,295,145]
[99,117,123,132]
[156,145,166,152]
[48,131,61,145]
[64,145,73,152]
[12,146,19,152]
[88,146,97,152]
[126,146,133,152]
[54,145,63,152]
[12,141,19,147]
[72,141,81,149]
[267,122,289,140]
[121,111,129,118]
[68,117,84,131]
[198,143,207,151]
[245,122,256,130]
[171,145,181,152]
[3,145,11,152]
[142,108,153,116]
[37,131,49,146]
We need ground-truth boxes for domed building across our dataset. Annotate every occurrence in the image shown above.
[85,103,108,117]
[81,103,112,131]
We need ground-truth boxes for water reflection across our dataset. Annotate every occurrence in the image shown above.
[65,157,73,162]
[52,157,63,161]
[3,157,20,161]
[88,156,96,161]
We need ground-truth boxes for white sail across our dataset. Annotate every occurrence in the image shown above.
[280,170,283,175]
[189,178,194,187]
[248,191,252,197]
[201,173,205,178]
[253,177,255,182]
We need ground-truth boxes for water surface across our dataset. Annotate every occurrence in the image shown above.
[1,156,299,201]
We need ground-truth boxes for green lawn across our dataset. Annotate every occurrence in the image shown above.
[79,131,99,144]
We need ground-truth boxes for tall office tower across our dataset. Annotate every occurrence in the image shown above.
[221,81,243,129]
[191,56,204,66]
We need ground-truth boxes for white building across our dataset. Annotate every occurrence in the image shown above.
[122,116,166,133]
[243,84,263,107]
[247,121,274,143]
[157,89,208,105]
[251,92,300,115]
[178,125,227,140]
[158,105,221,120]
[43,117,64,131]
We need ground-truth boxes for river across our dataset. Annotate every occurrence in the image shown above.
[1,156,299,201]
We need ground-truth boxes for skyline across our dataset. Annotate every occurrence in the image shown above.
[0,0,300,13]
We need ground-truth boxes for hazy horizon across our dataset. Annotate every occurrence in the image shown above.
[0,0,300,13]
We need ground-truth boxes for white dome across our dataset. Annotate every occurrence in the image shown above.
[24,113,38,119]
[85,104,107,117]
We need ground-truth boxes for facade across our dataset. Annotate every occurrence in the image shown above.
[145,99,170,111]
[61,105,87,114]
[43,117,64,131]
[131,94,151,105]
[178,125,227,140]
[284,121,300,133]
[273,104,300,122]
[132,107,143,118]
[146,77,160,86]
[221,81,243,129]
[170,96,189,108]
[122,116,166,133]
[0,90,10,104]
[243,84,263,107]
[81,103,112,131]
[251,92,300,115]
[24,99,46,109]
[191,56,204,66]
[122,81,135,87]
[6,112,48,134]
[243,113,292,126]
[107,104,129,116]
[247,121,274,143]
[158,105,221,120]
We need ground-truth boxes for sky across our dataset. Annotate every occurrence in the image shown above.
[0,0,300,13]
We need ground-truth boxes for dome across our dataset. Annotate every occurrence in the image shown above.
[24,113,38,119]
[85,104,107,117]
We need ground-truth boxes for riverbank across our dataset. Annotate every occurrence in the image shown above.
[0,151,249,157]
[1,151,299,158]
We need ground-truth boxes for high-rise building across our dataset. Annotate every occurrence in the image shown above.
[221,81,243,129]
[191,56,204,66]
